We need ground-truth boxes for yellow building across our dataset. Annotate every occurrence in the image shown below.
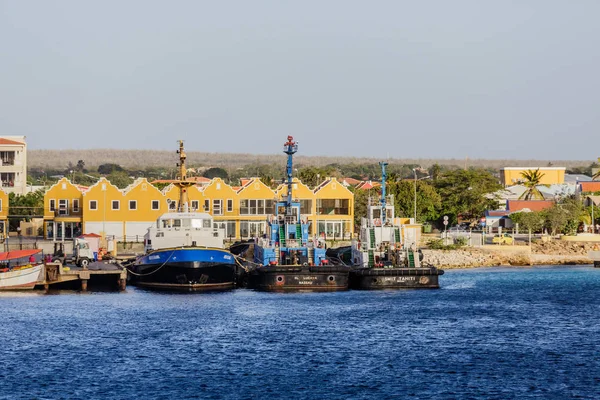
[235,178,278,238]
[43,178,84,240]
[0,188,8,239]
[500,167,566,187]
[43,176,355,241]
[313,178,354,239]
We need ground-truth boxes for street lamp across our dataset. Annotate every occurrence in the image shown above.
[412,169,417,223]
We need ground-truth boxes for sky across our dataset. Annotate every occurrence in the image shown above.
[1,1,599,160]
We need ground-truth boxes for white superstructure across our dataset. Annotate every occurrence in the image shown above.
[144,212,225,251]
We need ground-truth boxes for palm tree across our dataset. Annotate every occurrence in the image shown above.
[518,169,546,200]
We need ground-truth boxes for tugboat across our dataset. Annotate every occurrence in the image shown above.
[246,136,350,291]
[127,141,236,291]
[348,162,444,289]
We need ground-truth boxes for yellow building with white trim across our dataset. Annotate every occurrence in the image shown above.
[43,178,84,240]
[42,176,355,241]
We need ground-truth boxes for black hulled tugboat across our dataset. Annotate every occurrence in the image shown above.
[246,136,350,291]
[127,141,236,291]
[348,162,444,289]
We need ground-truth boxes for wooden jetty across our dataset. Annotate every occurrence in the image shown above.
[39,261,127,291]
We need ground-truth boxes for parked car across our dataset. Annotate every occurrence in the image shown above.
[492,233,514,245]
[445,226,469,238]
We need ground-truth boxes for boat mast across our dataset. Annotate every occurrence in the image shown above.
[283,136,298,220]
[379,161,388,225]
[176,140,194,212]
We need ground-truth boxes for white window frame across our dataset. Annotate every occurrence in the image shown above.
[49,199,56,212]
[112,200,120,210]
[89,200,97,210]
[151,200,160,210]
[227,199,233,212]
[191,200,199,211]
[204,199,210,212]
[58,199,69,216]
[129,200,137,210]
[0,199,2,212]
[73,199,79,213]
[213,199,223,215]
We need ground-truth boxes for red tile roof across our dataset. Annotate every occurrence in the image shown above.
[341,177,361,186]
[507,200,554,212]
[0,138,24,145]
[355,181,381,190]
[580,182,600,193]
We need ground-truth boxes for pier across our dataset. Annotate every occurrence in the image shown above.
[39,261,127,292]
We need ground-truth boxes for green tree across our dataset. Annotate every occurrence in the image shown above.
[511,211,544,233]
[434,169,502,225]
[388,180,441,223]
[107,171,133,189]
[518,169,546,200]
[8,190,45,231]
[203,167,229,180]
[352,188,370,227]
[98,163,124,175]
[542,206,568,235]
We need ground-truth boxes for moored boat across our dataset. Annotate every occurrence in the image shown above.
[348,162,444,289]
[127,141,236,291]
[0,249,44,290]
[246,136,350,291]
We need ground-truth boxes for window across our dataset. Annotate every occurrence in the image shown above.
[191,200,199,211]
[112,200,120,210]
[169,200,177,210]
[240,199,248,215]
[0,199,2,212]
[49,199,56,212]
[151,200,160,210]
[58,199,69,216]
[227,199,233,212]
[204,199,210,212]
[300,199,312,215]
[73,199,79,213]
[213,199,223,215]
[239,199,274,215]
[129,200,137,210]
[89,200,97,210]
[316,199,349,215]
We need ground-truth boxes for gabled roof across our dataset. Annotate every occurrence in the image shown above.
[580,182,600,193]
[584,195,600,206]
[507,200,554,213]
[0,138,24,145]
[355,181,381,190]
[340,177,361,186]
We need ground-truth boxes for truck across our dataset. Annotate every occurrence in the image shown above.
[52,237,95,268]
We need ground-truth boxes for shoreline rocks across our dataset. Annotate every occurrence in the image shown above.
[423,242,594,269]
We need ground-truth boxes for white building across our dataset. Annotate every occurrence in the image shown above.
[0,136,27,194]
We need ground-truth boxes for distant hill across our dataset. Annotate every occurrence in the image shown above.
[28,149,592,170]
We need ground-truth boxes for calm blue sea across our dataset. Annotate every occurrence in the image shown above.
[1,266,600,399]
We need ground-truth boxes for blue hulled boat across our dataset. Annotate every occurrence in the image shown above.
[127,142,236,291]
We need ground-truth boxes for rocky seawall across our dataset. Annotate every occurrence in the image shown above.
[423,241,596,269]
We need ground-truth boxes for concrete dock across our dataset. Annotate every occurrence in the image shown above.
[39,261,127,291]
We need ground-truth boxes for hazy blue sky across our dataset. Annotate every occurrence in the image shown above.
[1,1,599,160]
